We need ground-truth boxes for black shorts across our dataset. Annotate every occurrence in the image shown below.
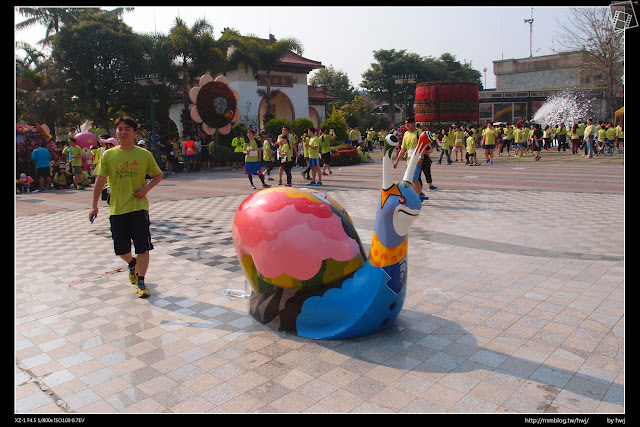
[200,149,209,161]
[109,210,153,256]
[36,167,50,179]
[321,152,331,165]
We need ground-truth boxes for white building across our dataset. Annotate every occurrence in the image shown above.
[169,34,337,135]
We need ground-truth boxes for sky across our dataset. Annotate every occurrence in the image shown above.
[15,5,608,90]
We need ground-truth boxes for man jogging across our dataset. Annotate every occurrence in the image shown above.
[89,117,163,298]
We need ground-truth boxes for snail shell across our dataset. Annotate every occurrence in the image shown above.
[232,187,366,293]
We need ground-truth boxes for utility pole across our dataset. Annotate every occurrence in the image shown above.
[524,8,534,57]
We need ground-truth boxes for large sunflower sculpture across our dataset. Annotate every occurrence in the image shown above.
[189,74,241,135]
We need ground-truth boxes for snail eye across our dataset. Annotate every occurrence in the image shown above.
[399,196,406,205]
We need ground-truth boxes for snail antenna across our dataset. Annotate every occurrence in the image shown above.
[382,134,398,190]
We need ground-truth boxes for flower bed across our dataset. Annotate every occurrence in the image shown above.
[16,123,60,178]
[330,148,360,166]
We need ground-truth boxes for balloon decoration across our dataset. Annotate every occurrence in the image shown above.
[73,131,98,171]
[232,134,428,340]
[189,74,241,135]
[414,81,479,123]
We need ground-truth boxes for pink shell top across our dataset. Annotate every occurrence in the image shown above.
[232,188,362,282]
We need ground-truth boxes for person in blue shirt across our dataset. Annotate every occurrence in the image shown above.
[31,141,52,192]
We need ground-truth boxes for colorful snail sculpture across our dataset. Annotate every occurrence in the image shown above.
[232,132,432,339]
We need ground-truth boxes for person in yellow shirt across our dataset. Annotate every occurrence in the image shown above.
[501,124,513,156]
[466,132,478,166]
[556,123,567,151]
[570,123,580,154]
[393,117,426,199]
[512,124,522,157]
[615,123,624,152]
[231,131,245,171]
[453,125,465,162]
[522,125,532,155]
[305,127,323,186]
[596,125,607,155]
[543,125,552,151]
[437,128,453,164]
[481,122,496,164]
[584,119,596,158]
[348,127,359,147]
[378,129,387,150]
[90,117,163,298]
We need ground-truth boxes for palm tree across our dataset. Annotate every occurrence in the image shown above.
[230,34,304,121]
[169,18,217,113]
[16,7,83,45]
[15,42,49,74]
[16,69,62,125]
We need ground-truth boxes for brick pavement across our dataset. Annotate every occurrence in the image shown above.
[15,152,624,414]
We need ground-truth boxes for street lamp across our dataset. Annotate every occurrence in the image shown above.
[483,68,487,89]
[524,8,534,57]
[135,74,163,145]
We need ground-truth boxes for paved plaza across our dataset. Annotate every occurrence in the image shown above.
[15,152,624,414]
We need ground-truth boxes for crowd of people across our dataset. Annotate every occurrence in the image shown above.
[17,124,150,193]
[17,115,625,300]
[159,125,340,188]
[383,118,624,169]
[18,117,624,195]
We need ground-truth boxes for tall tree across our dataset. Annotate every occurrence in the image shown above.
[361,49,481,124]
[50,9,145,127]
[554,7,624,120]
[310,65,356,107]
[360,49,424,125]
[168,17,215,114]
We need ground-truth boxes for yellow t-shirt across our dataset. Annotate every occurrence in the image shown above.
[597,128,607,142]
[94,146,162,216]
[483,128,496,145]
[466,136,475,153]
[307,136,321,159]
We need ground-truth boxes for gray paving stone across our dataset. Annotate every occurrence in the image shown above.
[14,163,625,414]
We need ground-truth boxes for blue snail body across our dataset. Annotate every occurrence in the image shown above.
[239,133,431,339]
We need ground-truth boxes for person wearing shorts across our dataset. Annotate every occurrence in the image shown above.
[393,117,427,201]
[31,141,52,191]
[481,122,496,164]
[182,137,197,172]
[532,123,543,161]
[321,127,334,176]
[90,117,163,298]
[305,128,323,186]
[231,131,245,171]
[243,129,270,189]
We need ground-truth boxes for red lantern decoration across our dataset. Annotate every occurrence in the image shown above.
[414,81,479,124]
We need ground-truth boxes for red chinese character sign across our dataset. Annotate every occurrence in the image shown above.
[189,74,241,135]
[414,81,479,123]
